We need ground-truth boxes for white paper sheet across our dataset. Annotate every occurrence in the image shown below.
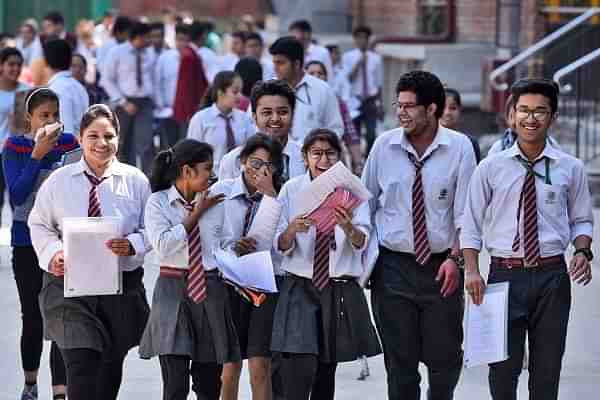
[464,282,510,368]
[63,217,122,297]
[294,162,372,217]
[214,248,278,293]
[246,195,282,252]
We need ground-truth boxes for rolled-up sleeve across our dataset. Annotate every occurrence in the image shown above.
[144,194,188,259]
[460,162,491,251]
[568,160,594,242]
[453,137,477,230]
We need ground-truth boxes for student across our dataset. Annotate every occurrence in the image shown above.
[4,88,77,400]
[188,21,220,85]
[440,87,482,163]
[222,31,247,71]
[305,60,362,174]
[288,20,333,80]
[45,39,89,135]
[220,134,285,400]
[0,47,30,223]
[218,79,305,182]
[234,57,263,112]
[187,71,255,174]
[71,53,108,106]
[488,94,560,155]
[245,32,275,80]
[139,139,240,400]
[28,104,151,400]
[273,128,381,400]
[461,78,594,400]
[269,36,343,142]
[342,26,383,155]
[362,71,476,400]
[100,22,156,173]
[154,24,191,148]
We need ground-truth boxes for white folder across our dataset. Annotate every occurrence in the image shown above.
[63,217,122,297]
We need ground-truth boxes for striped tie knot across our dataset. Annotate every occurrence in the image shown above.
[84,172,107,217]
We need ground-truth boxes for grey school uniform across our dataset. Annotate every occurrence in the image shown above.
[138,184,241,363]
[271,173,381,362]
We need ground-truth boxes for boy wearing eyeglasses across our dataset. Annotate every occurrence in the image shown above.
[361,70,476,400]
[461,78,593,400]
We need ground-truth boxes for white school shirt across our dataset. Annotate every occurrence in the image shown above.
[460,143,593,257]
[153,48,180,113]
[100,42,156,102]
[47,71,89,135]
[220,53,240,71]
[488,133,561,156]
[361,126,477,254]
[187,104,256,174]
[221,175,284,275]
[305,43,333,82]
[144,184,231,271]
[261,57,276,80]
[28,158,152,273]
[289,73,343,142]
[218,137,305,181]
[341,48,383,99]
[274,173,371,279]
[193,44,220,84]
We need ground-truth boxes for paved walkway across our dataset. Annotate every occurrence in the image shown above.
[1,209,600,399]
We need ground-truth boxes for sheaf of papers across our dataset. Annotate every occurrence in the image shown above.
[464,282,510,368]
[246,195,282,251]
[309,188,361,234]
[63,217,122,297]
[294,162,372,217]
[214,248,278,293]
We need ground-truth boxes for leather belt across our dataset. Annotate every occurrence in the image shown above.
[490,255,564,269]
[160,266,219,278]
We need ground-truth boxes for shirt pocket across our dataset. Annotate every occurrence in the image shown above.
[428,176,452,210]
[540,182,567,217]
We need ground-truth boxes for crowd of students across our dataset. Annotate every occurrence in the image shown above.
[0,8,595,400]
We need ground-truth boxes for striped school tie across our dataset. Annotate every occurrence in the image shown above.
[84,172,107,217]
[219,113,236,152]
[408,152,432,266]
[180,201,207,303]
[512,157,543,265]
[242,194,262,236]
[313,229,334,291]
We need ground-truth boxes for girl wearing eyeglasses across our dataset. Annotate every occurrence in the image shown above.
[271,128,381,400]
[220,134,285,400]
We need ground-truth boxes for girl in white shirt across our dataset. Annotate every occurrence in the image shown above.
[187,71,255,174]
[28,104,151,400]
[219,134,285,400]
[272,128,381,400]
[139,139,240,400]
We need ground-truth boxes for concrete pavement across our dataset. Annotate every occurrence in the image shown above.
[2,210,600,399]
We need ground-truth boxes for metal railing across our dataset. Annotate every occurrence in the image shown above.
[553,50,600,162]
[489,7,600,91]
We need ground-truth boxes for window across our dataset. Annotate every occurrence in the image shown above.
[418,0,450,36]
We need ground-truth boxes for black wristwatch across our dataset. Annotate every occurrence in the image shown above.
[574,248,594,261]
[448,254,465,268]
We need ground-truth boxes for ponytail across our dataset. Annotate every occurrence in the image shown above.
[149,139,213,193]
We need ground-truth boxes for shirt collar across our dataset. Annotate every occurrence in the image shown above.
[296,73,311,90]
[166,185,203,205]
[389,125,452,160]
[505,141,561,161]
[47,70,72,85]
[229,174,251,200]
[209,103,233,119]
[71,157,127,178]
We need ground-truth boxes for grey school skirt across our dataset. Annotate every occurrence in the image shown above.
[139,271,241,364]
[271,274,382,363]
[39,267,150,361]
